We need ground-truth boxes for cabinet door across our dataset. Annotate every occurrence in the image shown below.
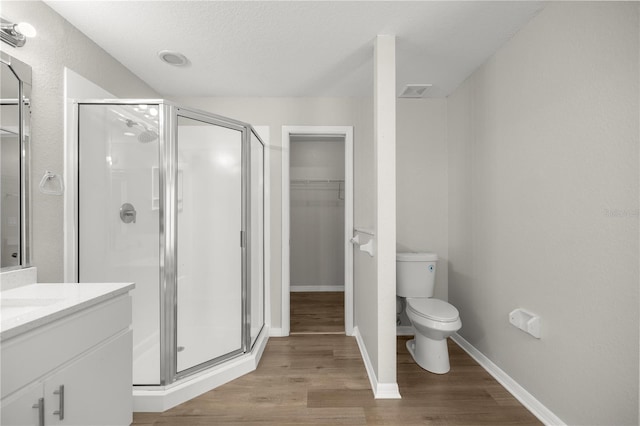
[1,382,44,426]
[44,330,132,426]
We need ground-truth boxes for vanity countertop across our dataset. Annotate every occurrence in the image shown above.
[0,282,135,341]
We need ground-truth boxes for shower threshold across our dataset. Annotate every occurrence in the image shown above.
[132,326,269,412]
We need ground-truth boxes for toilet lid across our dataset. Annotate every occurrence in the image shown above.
[407,298,459,322]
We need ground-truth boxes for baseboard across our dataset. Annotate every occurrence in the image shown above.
[396,326,414,336]
[269,327,287,337]
[353,326,401,399]
[451,333,565,426]
[133,326,270,412]
[290,285,344,292]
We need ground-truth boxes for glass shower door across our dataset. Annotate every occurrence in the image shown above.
[175,113,244,374]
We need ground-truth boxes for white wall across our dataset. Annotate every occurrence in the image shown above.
[352,95,378,374]
[171,97,371,330]
[371,34,398,393]
[447,3,639,424]
[396,99,448,301]
[2,1,158,282]
[290,140,345,290]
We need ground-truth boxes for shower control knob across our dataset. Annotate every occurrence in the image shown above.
[120,203,137,224]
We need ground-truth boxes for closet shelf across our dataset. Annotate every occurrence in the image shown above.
[290,179,344,184]
[290,179,345,200]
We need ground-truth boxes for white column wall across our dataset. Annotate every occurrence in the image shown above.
[363,34,399,395]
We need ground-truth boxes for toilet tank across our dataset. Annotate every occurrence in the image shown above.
[396,252,438,298]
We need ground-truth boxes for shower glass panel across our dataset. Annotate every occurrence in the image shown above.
[250,130,264,347]
[78,103,161,385]
[176,114,243,374]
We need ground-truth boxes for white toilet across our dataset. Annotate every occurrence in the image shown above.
[397,252,461,374]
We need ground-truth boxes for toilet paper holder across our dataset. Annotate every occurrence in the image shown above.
[351,229,375,257]
[509,308,541,339]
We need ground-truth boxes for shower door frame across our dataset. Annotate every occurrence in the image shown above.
[167,105,252,382]
[73,100,265,387]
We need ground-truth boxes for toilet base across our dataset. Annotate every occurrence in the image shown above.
[406,334,451,374]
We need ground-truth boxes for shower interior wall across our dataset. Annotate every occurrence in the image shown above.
[78,103,161,384]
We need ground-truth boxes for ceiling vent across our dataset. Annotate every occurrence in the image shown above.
[399,84,433,98]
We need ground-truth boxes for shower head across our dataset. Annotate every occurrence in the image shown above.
[137,129,159,143]
[124,119,158,143]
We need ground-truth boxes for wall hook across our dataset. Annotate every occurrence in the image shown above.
[39,170,64,195]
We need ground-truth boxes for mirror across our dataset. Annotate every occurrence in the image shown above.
[1,52,31,270]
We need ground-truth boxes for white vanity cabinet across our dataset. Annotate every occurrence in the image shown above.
[1,283,134,426]
[2,332,131,426]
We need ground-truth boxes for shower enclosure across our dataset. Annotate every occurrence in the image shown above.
[74,100,265,387]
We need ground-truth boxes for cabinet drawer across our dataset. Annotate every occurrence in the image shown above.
[1,294,131,399]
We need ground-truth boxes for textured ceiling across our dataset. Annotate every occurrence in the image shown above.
[45,1,544,98]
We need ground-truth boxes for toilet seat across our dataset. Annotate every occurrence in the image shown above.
[407,298,459,323]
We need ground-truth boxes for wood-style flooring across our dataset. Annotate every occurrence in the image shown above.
[132,292,540,425]
[290,291,344,334]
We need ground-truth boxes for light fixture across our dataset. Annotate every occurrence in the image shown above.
[1,17,36,47]
[158,50,189,67]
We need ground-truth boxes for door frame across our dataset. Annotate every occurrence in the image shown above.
[281,126,354,336]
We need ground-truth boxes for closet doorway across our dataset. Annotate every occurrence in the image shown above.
[282,126,353,336]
